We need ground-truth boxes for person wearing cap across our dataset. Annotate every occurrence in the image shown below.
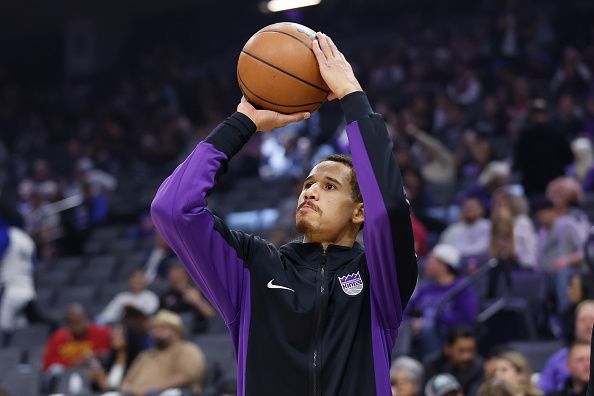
[406,244,479,359]
[440,195,491,258]
[390,356,424,396]
[514,98,573,196]
[120,309,206,396]
[425,373,463,396]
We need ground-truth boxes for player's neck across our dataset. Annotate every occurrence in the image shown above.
[303,233,357,251]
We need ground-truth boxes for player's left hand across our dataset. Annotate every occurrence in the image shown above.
[312,32,362,101]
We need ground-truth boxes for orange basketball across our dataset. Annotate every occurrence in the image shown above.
[237,22,329,114]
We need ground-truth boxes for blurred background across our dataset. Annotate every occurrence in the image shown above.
[1,0,594,395]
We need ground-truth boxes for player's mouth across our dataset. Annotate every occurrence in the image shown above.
[298,202,320,214]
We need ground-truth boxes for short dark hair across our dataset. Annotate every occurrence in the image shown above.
[445,325,476,345]
[320,154,362,203]
[569,339,591,354]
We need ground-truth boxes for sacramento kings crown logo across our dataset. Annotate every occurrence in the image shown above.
[338,272,364,296]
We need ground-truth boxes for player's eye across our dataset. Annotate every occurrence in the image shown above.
[303,182,313,189]
[325,183,336,190]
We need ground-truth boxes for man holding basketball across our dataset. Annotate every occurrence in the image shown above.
[151,32,417,396]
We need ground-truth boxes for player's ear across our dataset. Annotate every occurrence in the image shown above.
[352,203,364,226]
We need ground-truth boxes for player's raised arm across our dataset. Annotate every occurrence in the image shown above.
[313,32,418,330]
[150,99,308,325]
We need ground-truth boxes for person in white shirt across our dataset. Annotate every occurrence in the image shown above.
[97,270,158,325]
[0,219,36,334]
[440,196,491,258]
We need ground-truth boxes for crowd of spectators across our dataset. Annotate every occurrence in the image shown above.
[1,0,594,395]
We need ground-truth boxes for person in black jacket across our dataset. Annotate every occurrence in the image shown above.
[151,30,418,396]
[514,98,573,197]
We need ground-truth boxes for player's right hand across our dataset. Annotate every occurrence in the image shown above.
[312,32,362,101]
[237,97,310,132]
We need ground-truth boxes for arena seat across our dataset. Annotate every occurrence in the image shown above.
[9,324,51,349]
[503,339,564,373]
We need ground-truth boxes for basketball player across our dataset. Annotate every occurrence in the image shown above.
[151,32,418,396]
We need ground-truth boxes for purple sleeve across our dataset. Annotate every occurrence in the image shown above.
[439,287,479,328]
[342,92,418,330]
[539,348,570,393]
[151,113,257,326]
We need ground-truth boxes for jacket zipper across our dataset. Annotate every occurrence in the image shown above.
[311,248,327,396]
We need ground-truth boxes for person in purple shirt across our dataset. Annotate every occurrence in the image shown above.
[541,300,594,393]
[407,244,479,358]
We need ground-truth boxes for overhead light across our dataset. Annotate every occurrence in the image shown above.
[265,0,321,12]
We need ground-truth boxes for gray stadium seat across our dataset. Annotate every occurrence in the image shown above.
[73,267,114,285]
[504,340,564,373]
[23,345,45,369]
[36,287,57,309]
[0,368,39,396]
[98,282,128,305]
[87,253,119,269]
[92,226,124,241]
[10,324,51,348]
[55,286,97,308]
[109,238,138,253]
[0,348,23,373]
[36,271,72,288]
[84,239,105,255]
[53,256,85,272]
[207,314,228,334]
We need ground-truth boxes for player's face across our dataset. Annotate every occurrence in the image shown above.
[296,161,363,243]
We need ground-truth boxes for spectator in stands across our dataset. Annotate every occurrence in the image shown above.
[390,356,424,396]
[160,265,215,333]
[547,177,590,243]
[97,270,159,325]
[61,181,109,255]
[584,95,594,139]
[87,323,147,393]
[143,232,176,285]
[407,244,478,358]
[487,205,520,297]
[42,304,111,392]
[540,300,594,393]
[0,200,36,343]
[561,274,594,343]
[534,196,587,311]
[64,157,117,198]
[553,95,583,139]
[550,47,592,99]
[545,340,591,396]
[440,196,491,258]
[424,326,484,396]
[567,138,594,191]
[457,130,494,181]
[404,123,456,185]
[483,345,512,380]
[120,310,206,395]
[493,351,542,396]
[491,188,537,269]
[462,161,511,215]
[424,373,463,396]
[514,99,574,197]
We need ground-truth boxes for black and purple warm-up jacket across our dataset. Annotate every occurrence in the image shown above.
[151,91,418,396]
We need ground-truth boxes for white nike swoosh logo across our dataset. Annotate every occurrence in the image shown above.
[267,279,295,293]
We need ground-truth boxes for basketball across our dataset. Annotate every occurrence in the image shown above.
[237,22,330,114]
